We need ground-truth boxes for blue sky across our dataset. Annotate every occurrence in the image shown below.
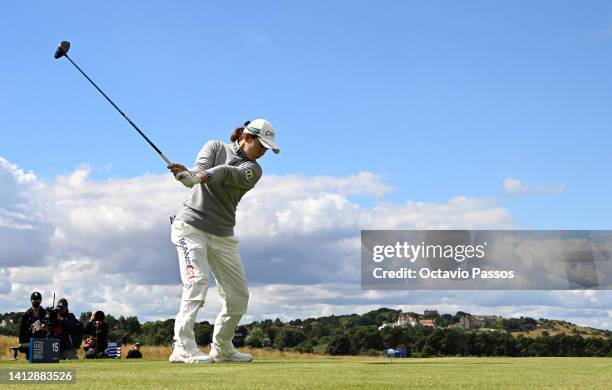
[1,2,611,328]
[1,1,611,227]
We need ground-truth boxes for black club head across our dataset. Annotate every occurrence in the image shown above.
[54,41,70,59]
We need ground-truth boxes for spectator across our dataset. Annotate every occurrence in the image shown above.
[49,298,81,359]
[84,311,109,359]
[126,342,143,359]
[15,291,47,358]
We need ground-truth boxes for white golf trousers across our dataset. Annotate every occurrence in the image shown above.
[171,220,249,354]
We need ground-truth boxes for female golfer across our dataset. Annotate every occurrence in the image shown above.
[167,119,279,363]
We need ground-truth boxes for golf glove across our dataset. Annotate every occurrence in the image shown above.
[175,171,201,188]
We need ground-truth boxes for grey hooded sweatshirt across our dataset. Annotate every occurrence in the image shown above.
[175,140,262,236]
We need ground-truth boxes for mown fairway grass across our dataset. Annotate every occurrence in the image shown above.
[1,356,610,389]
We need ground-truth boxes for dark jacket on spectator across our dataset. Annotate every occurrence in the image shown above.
[52,312,80,351]
[126,349,142,359]
[19,307,47,343]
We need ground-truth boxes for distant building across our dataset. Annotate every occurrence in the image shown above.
[379,310,500,331]
[458,314,498,330]
[378,311,418,330]
[0,320,6,328]
[397,312,417,327]
[481,315,498,327]
[419,319,435,327]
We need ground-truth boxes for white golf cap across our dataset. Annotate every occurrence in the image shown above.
[244,119,280,154]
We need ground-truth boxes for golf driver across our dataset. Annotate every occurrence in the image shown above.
[53,40,172,165]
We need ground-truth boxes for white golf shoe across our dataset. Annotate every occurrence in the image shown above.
[169,348,215,364]
[209,344,253,362]
[189,348,210,359]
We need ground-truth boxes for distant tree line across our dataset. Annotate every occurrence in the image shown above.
[2,309,610,357]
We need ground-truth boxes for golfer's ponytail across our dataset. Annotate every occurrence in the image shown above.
[230,127,244,142]
[230,121,251,142]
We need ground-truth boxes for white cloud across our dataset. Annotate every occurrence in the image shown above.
[503,178,529,194]
[244,285,612,330]
[503,177,564,195]
[0,268,10,294]
[0,158,53,268]
[0,156,610,330]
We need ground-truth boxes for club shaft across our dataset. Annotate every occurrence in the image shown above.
[63,54,172,165]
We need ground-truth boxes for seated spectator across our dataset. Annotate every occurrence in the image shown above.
[126,342,143,359]
[84,311,109,359]
[14,291,47,358]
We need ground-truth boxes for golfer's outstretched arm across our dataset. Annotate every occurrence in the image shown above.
[206,162,262,190]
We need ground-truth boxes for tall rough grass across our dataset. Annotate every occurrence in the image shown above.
[0,336,20,360]
[108,345,327,360]
[0,336,327,361]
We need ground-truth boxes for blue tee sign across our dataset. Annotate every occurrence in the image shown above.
[29,338,60,363]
